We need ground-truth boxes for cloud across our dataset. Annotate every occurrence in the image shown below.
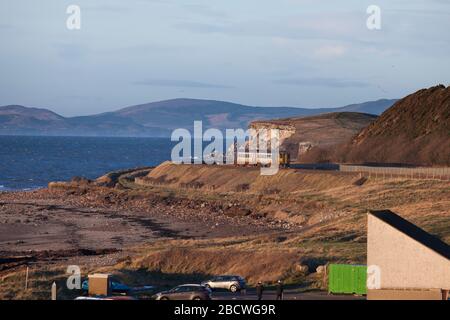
[137,0,227,18]
[180,4,228,18]
[274,77,369,88]
[132,79,233,89]
[314,45,347,58]
[0,23,12,30]
[84,4,131,13]
[54,43,87,61]
[54,43,88,61]
[111,43,189,55]
[173,15,374,47]
[175,22,229,34]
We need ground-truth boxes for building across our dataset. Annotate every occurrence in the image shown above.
[367,210,450,300]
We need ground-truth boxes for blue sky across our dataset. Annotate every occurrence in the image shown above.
[0,0,449,116]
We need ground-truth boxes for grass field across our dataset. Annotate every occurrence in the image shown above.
[1,163,448,299]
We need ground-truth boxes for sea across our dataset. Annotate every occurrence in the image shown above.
[0,136,175,191]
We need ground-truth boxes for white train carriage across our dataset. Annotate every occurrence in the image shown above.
[236,151,290,166]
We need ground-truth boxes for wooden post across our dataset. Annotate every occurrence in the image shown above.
[25,266,29,290]
[51,282,57,300]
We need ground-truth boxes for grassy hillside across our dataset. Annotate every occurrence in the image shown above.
[335,85,450,166]
[138,163,450,242]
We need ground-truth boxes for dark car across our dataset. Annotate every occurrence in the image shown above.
[81,277,131,295]
[154,284,212,300]
[75,296,137,300]
[81,278,155,296]
[201,275,246,293]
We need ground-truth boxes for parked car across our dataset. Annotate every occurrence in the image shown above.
[75,296,137,300]
[81,276,156,299]
[201,275,246,293]
[153,284,212,300]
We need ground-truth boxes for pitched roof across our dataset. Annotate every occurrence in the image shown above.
[369,210,450,260]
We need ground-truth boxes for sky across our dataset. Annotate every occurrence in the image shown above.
[0,0,449,116]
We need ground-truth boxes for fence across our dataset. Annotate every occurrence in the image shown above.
[339,165,450,181]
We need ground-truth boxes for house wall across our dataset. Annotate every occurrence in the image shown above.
[367,288,444,300]
[367,214,450,291]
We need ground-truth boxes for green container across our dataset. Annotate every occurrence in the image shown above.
[328,264,367,295]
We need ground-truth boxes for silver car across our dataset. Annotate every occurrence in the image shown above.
[153,284,212,300]
[201,275,246,293]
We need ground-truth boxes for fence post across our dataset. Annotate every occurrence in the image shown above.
[51,282,57,300]
[25,266,29,291]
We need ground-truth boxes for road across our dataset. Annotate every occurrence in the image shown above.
[211,289,365,300]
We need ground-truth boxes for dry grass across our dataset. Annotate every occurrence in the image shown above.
[140,162,359,194]
[137,163,450,234]
[1,164,448,300]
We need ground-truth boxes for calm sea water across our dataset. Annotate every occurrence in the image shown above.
[0,136,175,190]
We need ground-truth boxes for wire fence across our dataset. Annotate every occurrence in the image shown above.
[339,165,450,181]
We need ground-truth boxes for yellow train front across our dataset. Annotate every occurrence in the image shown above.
[279,151,290,168]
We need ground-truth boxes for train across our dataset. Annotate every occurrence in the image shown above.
[236,151,290,167]
[184,150,291,168]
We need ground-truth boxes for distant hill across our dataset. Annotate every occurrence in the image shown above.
[0,105,68,135]
[0,98,396,137]
[251,112,377,161]
[334,85,450,166]
[334,99,396,115]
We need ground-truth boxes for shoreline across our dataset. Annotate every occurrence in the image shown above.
[0,162,449,299]
[0,186,45,192]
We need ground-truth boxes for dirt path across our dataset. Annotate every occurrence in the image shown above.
[211,289,364,300]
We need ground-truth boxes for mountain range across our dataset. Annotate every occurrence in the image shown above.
[0,98,396,137]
